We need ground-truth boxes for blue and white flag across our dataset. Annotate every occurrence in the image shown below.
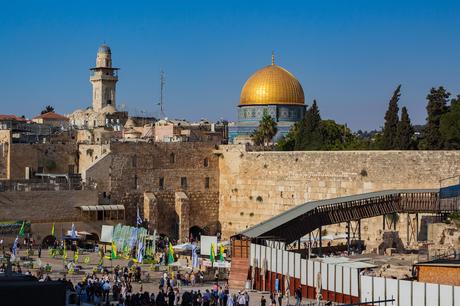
[136,206,142,227]
[71,223,77,239]
[12,236,19,256]
[137,241,144,263]
[192,244,199,268]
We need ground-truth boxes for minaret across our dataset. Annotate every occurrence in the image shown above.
[90,44,119,112]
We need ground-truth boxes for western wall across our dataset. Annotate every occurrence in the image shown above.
[217,145,460,246]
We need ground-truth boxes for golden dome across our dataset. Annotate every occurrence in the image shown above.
[240,60,304,106]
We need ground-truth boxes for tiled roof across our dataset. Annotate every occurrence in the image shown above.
[33,112,69,121]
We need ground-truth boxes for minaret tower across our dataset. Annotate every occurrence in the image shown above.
[90,44,119,112]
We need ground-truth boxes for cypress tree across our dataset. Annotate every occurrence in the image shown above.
[294,100,322,150]
[395,106,414,149]
[440,95,460,149]
[423,87,450,149]
[381,85,401,149]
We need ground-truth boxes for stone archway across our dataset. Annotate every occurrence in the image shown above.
[189,225,208,242]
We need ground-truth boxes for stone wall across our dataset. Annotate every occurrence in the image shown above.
[86,142,221,238]
[218,145,460,238]
[9,142,78,179]
[0,190,98,222]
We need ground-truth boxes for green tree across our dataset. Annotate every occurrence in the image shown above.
[381,85,401,149]
[421,87,450,149]
[294,100,322,150]
[440,95,460,149]
[41,105,55,114]
[395,106,414,149]
[251,110,278,146]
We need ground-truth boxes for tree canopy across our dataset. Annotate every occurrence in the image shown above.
[41,105,55,114]
[251,110,278,146]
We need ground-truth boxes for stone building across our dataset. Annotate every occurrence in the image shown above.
[68,44,127,130]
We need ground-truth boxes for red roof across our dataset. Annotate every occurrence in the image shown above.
[0,114,27,122]
[33,112,69,121]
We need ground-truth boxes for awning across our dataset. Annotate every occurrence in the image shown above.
[79,205,125,211]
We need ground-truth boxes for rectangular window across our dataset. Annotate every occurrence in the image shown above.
[159,177,164,190]
[181,177,187,189]
[132,155,137,168]
[205,177,210,189]
[134,175,138,190]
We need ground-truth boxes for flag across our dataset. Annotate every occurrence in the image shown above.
[18,221,25,237]
[168,242,174,264]
[63,242,67,260]
[70,223,77,239]
[210,243,215,263]
[192,244,199,268]
[137,241,144,263]
[219,244,225,261]
[136,206,143,227]
[12,236,19,256]
[111,241,117,259]
[51,223,55,237]
[74,248,79,262]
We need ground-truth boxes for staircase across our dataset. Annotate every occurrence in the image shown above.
[228,257,250,289]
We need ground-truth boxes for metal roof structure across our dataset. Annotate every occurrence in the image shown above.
[237,189,455,244]
[79,205,125,211]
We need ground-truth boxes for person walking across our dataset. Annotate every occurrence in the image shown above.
[295,287,301,306]
[261,296,267,306]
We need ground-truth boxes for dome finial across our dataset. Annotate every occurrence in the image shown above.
[271,51,275,65]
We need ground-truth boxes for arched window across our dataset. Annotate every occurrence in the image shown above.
[170,153,176,164]
[203,158,209,167]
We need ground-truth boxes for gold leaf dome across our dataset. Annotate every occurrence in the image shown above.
[240,60,304,106]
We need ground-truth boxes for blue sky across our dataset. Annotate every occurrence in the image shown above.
[0,0,459,130]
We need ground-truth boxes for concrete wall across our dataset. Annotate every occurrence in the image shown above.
[218,145,460,238]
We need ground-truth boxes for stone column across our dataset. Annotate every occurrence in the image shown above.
[143,192,158,232]
[175,192,190,243]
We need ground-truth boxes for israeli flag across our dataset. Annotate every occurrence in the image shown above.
[192,244,199,268]
[12,236,19,256]
[136,206,142,227]
[137,241,144,263]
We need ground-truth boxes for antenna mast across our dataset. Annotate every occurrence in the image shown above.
[159,70,166,118]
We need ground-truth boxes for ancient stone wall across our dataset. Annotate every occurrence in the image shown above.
[86,142,220,237]
[0,190,98,222]
[218,145,460,238]
[9,142,79,179]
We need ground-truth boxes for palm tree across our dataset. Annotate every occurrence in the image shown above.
[251,110,278,146]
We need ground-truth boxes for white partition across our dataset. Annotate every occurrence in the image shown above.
[328,264,335,293]
[361,276,373,303]
[385,278,398,306]
[321,263,328,291]
[265,246,272,272]
[255,244,261,267]
[455,286,460,306]
[335,266,343,294]
[314,261,321,288]
[426,283,439,306]
[282,250,289,275]
[294,253,301,279]
[301,259,307,285]
[373,277,385,302]
[271,248,277,272]
[250,244,256,266]
[440,284,453,306]
[307,260,314,286]
[289,252,295,277]
[351,268,359,296]
[399,280,412,306]
[277,249,283,273]
[413,282,425,306]
[260,246,266,269]
[343,267,351,296]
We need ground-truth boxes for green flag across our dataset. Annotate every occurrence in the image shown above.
[51,223,55,237]
[18,221,25,237]
[210,243,215,263]
[168,242,175,264]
